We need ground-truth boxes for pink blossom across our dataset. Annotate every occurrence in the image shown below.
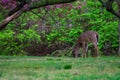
[77,5,82,9]
[0,0,16,9]
[55,4,62,8]
[69,4,73,7]
[45,5,51,10]
[83,1,86,5]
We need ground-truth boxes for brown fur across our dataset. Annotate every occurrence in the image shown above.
[72,31,99,58]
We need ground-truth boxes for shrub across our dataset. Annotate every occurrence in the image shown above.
[0,29,41,55]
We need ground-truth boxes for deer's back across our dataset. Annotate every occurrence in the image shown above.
[78,31,98,44]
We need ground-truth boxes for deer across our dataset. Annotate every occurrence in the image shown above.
[72,31,99,58]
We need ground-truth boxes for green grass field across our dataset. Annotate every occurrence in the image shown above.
[0,56,120,80]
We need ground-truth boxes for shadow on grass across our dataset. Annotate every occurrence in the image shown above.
[0,71,3,77]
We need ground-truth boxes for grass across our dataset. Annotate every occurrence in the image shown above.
[0,56,120,80]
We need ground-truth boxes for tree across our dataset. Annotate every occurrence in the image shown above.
[98,0,120,56]
[98,0,120,18]
[0,0,76,30]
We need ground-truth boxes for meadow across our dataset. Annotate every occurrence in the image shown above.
[0,56,120,80]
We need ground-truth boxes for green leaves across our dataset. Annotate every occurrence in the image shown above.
[46,26,83,45]
[0,29,41,55]
[17,29,41,43]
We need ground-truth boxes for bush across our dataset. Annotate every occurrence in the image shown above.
[0,29,41,55]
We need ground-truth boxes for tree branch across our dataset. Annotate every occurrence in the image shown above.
[0,8,25,30]
[0,0,76,30]
[29,0,76,10]
[98,0,120,19]
[98,0,106,7]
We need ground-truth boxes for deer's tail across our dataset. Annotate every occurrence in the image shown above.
[96,33,99,45]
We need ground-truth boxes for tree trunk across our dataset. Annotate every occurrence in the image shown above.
[98,0,120,18]
[116,0,120,56]
[118,20,120,56]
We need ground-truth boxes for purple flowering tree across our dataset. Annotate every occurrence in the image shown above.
[0,0,120,31]
[0,0,76,30]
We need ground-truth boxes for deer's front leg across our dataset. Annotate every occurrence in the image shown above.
[81,43,87,58]
[85,44,88,57]
[93,42,98,57]
[72,44,80,58]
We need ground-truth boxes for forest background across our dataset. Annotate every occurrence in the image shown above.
[0,0,119,56]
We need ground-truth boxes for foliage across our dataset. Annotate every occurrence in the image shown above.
[0,0,119,56]
[16,29,41,43]
[43,0,118,55]
[80,1,118,55]
[46,27,83,45]
[0,29,41,55]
